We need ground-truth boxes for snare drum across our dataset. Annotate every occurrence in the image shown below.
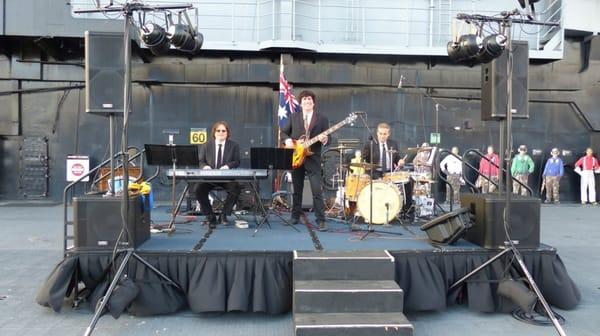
[345,174,370,201]
[383,171,411,184]
[356,181,403,224]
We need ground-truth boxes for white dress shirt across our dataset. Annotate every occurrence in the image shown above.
[380,142,391,171]
[303,112,313,132]
[440,155,462,175]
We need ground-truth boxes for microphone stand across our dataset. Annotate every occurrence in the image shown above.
[355,113,402,240]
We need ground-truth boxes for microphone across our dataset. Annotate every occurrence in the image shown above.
[397,75,405,89]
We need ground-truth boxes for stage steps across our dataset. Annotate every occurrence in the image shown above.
[293,250,413,336]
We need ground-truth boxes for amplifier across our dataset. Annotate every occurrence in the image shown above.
[73,194,150,249]
[460,193,540,249]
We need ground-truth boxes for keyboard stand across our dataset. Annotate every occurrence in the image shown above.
[165,172,269,234]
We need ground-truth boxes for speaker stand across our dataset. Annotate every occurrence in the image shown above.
[84,249,182,336]
[448,244,566,335]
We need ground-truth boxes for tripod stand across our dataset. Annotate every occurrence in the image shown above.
[449,11,564,336]
[84,249,183,336]
[448,240,565,335]
[74,3,194,335]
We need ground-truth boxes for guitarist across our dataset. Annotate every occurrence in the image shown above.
[281,90,329,232]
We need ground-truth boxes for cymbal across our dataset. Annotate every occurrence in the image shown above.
[349,162,380,169]
[328,145,356,151]
[408,146,434,150]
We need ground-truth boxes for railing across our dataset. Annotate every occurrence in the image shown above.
[463,149,534,196]
[62,149,159,256]
[436,148,485,211]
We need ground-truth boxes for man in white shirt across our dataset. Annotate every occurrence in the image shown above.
[440,146,463,204]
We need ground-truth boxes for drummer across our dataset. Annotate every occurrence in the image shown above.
[362,122,405,179]
[362,123,413,214]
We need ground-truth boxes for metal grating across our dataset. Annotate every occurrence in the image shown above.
[19,137,49,198]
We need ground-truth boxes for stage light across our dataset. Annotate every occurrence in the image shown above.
[447,34,482,63]
[167,24,203,54]
[140,23,171,55]
[476,34,507,63]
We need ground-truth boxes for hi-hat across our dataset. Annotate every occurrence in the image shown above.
[328,145,356,151]
[349,162,380,169]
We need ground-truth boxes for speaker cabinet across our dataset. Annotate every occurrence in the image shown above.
[73,195,150,249]
[85,31,124,114]
[481,40,529,121]
[420,207,472,245]
[460,193,540,249]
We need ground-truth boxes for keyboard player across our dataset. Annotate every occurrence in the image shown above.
[195,121,241,228]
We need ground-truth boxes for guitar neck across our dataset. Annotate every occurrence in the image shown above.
[305,119,350,147]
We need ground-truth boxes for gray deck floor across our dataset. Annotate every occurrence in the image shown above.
[0,203,598,336]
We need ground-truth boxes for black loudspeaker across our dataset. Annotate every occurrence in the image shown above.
[481,40,529,121]
[420,207,472,245]
[85,31,125,114]
[460,193,540,249]
[73,195,150,249]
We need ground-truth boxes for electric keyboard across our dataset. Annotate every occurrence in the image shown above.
[167,168,268,181]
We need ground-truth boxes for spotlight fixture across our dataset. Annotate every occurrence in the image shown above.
[167,24,203,54]
[476,34,507,63]
[140,23,170,55]
[447,33,506,65]
[447,34,482,63]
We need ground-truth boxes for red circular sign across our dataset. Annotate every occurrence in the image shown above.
[71,163,85,176]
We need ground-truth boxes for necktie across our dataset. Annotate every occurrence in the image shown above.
[304,114,310,134]
[381,143,387,171]
[217,144,223,168]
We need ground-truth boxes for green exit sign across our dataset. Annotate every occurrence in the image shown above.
[430,133,441,144]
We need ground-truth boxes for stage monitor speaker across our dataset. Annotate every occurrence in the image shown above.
[481,40,529,121]
[73,194,150,249]
[460,193,540,249]
[420,207,472,245]
[85,31,125,115]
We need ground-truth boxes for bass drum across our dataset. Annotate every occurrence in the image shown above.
[357,181,402,224]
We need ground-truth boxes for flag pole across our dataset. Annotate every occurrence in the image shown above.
[274,54,284,193]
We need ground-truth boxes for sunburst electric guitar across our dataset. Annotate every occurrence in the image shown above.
[285,112,358,169]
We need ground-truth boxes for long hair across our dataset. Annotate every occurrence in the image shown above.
[211,121,231,139]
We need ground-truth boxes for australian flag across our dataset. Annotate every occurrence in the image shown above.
[277,71,299,128]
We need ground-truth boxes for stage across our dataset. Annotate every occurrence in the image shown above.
[36,205,581,319]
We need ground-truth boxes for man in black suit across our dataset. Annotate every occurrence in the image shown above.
[361,122,413,217]
[281,90,329,231]
[362,122,405,178]
[195,121,241,228]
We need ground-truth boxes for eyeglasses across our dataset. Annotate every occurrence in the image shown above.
[215,129,227,133]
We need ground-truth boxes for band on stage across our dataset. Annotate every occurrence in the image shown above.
[191,92,599,231]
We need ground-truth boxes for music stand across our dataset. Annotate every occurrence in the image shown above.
[144,144,199,232]
[250,147,299,235]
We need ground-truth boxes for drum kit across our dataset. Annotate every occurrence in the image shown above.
[324,142,437,225]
